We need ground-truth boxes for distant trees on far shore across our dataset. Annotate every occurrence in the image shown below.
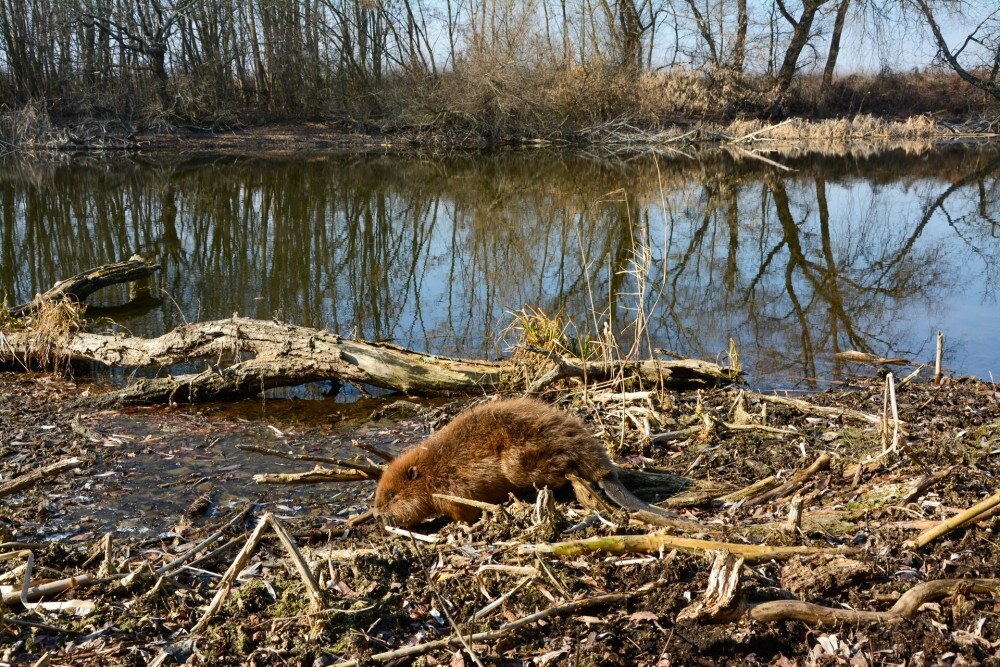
[0,0,996,131]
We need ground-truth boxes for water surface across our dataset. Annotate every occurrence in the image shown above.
[2,145,998,389]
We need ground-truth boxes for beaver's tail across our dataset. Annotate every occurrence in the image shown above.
[597,477,680,519]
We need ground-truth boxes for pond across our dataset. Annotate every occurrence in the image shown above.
[2,143,999,390]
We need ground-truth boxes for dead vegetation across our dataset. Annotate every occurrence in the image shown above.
[1,363,999,665]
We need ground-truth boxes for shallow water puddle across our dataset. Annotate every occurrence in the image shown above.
[22,397,425,540]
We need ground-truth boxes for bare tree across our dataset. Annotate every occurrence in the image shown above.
[83,0,198,108]
[822,0,851,88]
[771,0,835,115]
[911,0,1000,101]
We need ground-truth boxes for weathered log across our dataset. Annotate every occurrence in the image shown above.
[9,256,160,317]
[1,317,734,406]
[1,259,736,405]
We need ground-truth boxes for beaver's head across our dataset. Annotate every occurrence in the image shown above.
[374,446,435,528]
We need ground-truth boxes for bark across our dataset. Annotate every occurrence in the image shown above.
[771,0,829,116]
[685,0,719,68]
[732,0,748,72]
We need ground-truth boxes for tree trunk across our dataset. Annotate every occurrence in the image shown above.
[822,0,851,90]
[912,0,1000,101]
[732,0,748,73]
[770,0,824,117]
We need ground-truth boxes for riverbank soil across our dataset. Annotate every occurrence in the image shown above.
[1,371,999,665]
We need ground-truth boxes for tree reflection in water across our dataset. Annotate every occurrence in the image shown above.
[1,146,997,387]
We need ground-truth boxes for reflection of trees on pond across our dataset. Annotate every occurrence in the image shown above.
[0,148,997,384]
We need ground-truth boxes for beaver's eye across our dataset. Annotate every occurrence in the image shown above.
[406,466,420,481]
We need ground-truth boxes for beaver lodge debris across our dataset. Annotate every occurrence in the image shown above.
[2,259,1000,665]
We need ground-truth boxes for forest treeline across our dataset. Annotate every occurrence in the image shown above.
[0,0,998,140]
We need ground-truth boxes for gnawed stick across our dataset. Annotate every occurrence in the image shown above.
[0,458,83,499]
[744,453,831,507]
[0,549,97,607]
[751,393,880,425]
[902,466,955,504]
[518,533,849,562]
[834,350,910,366]
[750,578,1000,625]
[268,515,324,611]
[346,508,375,527]
[934,331,944,383]
[237,443,384,477]
[253,467,377,484]
[568,475,710,533]
[884,373,929,473]
[189,513,270,634]
[905,489,1000,549]
[718,476,779,504]
[331,591,629,667]
[352,440,395,463]
[432,493,501,512]
[118,505,252,588]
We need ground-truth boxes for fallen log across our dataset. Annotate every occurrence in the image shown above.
[9,256,160,317]
[1,260,736,406]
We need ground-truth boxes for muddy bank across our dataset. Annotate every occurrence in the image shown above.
[2,369,999,665]
[8,115,999,155]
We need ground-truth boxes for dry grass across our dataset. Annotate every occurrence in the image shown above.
[383,61,997,141]
[3,60,997,149]
[723,114,945,141]
[20,300,85,372]
[0,102,64,149]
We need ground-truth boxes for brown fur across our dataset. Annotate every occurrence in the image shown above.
[374,398,621,527]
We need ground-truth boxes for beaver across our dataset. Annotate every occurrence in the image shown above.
[374,397,670,527]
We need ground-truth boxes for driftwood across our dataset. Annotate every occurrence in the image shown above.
[9,256,160,317]
[253,467,378,484]
[673,553,1000,627]
[0,458,83,499]
[1,258,735,406]
[749,578,1000,626]
[0,315,732,405]
[0,258,734,406]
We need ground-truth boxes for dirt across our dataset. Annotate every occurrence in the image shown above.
[2,371,999,666]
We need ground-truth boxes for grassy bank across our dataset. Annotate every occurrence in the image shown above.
[2,67,998,152]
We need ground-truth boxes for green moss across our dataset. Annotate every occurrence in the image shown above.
[969,419,1000,447]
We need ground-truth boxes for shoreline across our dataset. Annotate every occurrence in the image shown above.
[4,114,998,156]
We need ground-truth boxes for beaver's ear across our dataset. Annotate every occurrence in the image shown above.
[406,466,420,481]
